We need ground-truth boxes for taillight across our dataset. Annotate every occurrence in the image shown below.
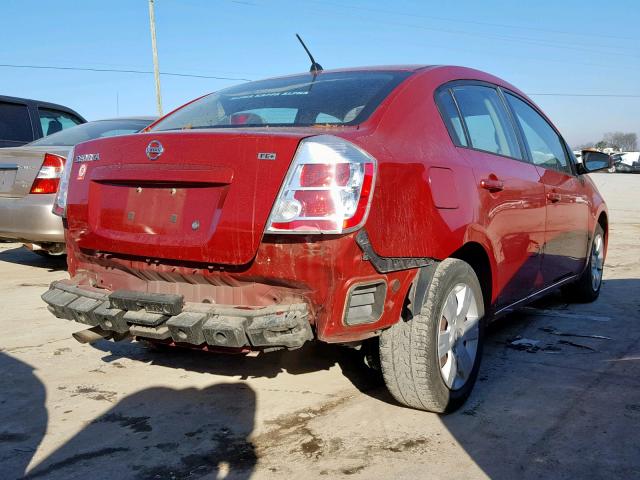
[52,148,74,217]
[30,153,66,194]
[266,135,376,234]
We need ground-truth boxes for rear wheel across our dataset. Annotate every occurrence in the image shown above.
[562,224,605,303]
[379,258,484,412]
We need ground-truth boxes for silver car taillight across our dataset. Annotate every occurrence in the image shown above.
[52,148,74,217]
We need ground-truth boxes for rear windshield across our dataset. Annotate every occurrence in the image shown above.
[151,71,412,131]
[28,119,154,146]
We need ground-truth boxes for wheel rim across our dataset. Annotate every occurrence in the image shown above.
[591,233,604,291]
[437,283,480,391]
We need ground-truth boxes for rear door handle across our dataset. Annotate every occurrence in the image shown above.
[547,192,561,203]
[480,178,504,192]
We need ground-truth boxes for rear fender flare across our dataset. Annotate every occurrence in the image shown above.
[406,227,498,318]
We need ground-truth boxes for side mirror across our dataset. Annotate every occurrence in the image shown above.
[579,150,613,174]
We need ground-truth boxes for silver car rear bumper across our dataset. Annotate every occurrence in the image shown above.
[0,193,64,243]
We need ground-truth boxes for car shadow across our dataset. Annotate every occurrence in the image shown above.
[438,277,640,479]
[0,245,67,272]
[85,277,638,421]
[90,339,389,402]
[0,352,47,480]
[24,383,257,480]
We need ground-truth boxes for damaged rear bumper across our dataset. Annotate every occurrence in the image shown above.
[42,281,313,350]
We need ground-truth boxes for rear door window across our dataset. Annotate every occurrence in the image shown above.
[451,85,522,160]
[38,108,83,137]
[504,93,572,175]
[0,101,33,143]
[435,89,468,147]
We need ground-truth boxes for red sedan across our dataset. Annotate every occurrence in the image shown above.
[43,66,609,412]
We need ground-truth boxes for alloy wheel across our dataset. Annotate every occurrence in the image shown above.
[437,283,481,390]
[591,233,604,291]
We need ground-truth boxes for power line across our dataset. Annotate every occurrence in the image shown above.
[0,63,251,82]
[2,62,638,98]
[225,1,635,73]
[307,0,636,43]
[242,0,639,58]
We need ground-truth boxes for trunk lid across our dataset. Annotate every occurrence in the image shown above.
[0,146,70,198]
[66,130,311,265]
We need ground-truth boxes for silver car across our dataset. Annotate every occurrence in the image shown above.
[0,117,155,255]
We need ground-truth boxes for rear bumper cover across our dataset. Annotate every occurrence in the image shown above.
[0,193,63,243]
[42,281,313,350]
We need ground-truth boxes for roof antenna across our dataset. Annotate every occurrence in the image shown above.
[296,34,323,74]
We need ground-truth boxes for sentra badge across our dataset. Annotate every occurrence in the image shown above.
[146,140,164,160]
[257,152,276,160]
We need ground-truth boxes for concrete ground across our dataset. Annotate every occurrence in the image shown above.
[1,173,639,480]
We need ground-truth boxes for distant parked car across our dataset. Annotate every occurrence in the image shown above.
[0,117,156,255]
[613,152,640,173]
[0,95,86,147]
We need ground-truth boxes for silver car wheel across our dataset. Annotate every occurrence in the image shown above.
[591,233,604,291]
[437,283,480,391]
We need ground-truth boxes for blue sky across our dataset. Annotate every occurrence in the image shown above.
[2,0,638,146]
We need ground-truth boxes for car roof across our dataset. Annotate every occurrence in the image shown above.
[249,65,526,97]
[311,65,435,73]
[0,94,87,122]
[259,65,437,81]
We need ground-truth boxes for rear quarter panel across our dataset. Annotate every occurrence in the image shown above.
[354,67,481,261]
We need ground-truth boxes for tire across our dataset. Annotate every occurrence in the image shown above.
[562,223,605,303]
[379,258,485,413]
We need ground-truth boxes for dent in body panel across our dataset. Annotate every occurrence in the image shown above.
[65,232,415,343]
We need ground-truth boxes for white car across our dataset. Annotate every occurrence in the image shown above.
[613,152,640,173]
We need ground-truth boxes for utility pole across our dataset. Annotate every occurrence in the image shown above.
[148,0,163,116]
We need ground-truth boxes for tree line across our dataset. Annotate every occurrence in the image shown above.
[576,132,638,152]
